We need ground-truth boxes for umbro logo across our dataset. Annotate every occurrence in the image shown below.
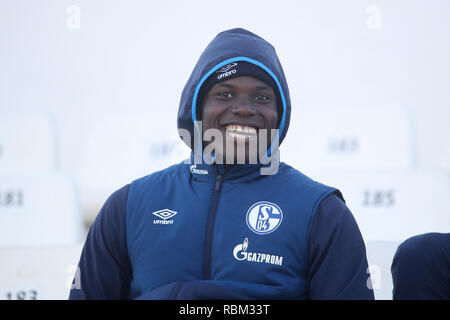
[216,62,238,73]
[152,209,178,224]
[216,62,238,80]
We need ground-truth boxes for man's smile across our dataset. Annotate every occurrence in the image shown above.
[224,124,258,141]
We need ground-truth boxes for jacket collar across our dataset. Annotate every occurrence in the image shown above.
[187,152,271,183]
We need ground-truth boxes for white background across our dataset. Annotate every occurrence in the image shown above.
[1,1,449,175]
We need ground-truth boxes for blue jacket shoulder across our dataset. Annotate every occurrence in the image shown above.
[131,161,189,187]
[276,162,344,202]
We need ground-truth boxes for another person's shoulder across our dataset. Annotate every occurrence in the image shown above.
[400,232,450,246]
[395,232,450,257]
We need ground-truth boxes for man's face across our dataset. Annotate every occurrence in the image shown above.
[201,76,279,164]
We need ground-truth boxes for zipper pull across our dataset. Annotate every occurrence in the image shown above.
[214,175,223,192]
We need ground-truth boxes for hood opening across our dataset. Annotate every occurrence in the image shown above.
[191,56,287,159]
[177,28,291,164]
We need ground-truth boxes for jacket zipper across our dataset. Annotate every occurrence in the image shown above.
[202,166,228,280]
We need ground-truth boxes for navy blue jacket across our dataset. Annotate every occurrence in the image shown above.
[69,28,373,300]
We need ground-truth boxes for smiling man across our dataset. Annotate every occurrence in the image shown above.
[69,28,374,300]
[198,63,280,165]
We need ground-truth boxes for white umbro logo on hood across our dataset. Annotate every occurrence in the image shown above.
[215,62,238,73]
[216,62,238,80]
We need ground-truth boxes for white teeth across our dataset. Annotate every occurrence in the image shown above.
[228,132,248,139]
[225,125,257,141]
[225,125,257,135]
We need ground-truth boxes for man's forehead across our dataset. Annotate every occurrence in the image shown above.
[211,76,274,91]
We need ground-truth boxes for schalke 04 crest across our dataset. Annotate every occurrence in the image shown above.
[246,201,283,235]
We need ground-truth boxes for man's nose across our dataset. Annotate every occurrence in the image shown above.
[231,97,256,116]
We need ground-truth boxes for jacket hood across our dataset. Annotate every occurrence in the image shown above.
[177,28,291,157]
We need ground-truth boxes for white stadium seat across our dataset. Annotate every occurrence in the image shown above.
[365,240,401,300]
[0,113,57,173]
[0,245,83,300]
[441,141,450,173]
[76,112,191,221]
[0,173,83,246]
[281,106,414,175]
[313,169,450,242]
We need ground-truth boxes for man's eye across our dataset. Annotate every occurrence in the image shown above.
[216,91,232,99]
[255,94,269,102]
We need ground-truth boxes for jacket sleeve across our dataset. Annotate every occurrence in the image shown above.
[69,184,132,300]
[307,193,374,300]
